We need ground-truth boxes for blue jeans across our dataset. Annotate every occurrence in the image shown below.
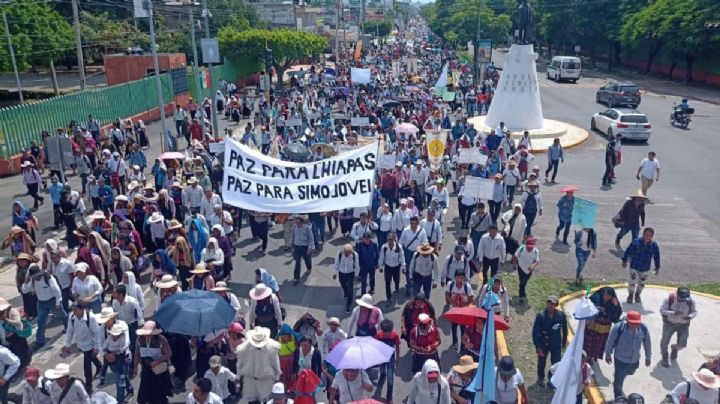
[111,355,129,403]
[36,297,56,344]
[311,219,325,250]
[377,358,395,401]
[616,225,640,244]
[575,249,591,279]
[413,274,433,299]
[87,296,102,313]
[471,230,486,260]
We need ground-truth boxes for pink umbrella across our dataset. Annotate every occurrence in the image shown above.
[396,122,419,134]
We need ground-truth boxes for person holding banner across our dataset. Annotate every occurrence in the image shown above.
[290,216,314,285]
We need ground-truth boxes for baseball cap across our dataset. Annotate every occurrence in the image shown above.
[547,295,559,304]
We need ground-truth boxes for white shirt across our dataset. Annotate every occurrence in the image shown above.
[442,254,470,281]
[670,380,719,404]
[378,242,405,268]
[185,391,224,404]
[478,234,506,262]
[502,167,521,186]
[21,275,62,303]
[71,275,103,301]
[495,368,524,404]
[410,167,428,185]
[208,210,233,235]
[638,157,660,179]
[22,378,54,404]
[49,380,91,404]
[65,310,102,352]
[377,211,395,232]
[419,218,443,245]
[399,226,428,252]
[200,194,223,218]
[335,251,360,276]
[351,221,378,242]
[409,253,439,282]
[0,346,19,380]
[445,280,473,307]
[101,320,130,356]
[331,370,371,403]
[49,258,74,289]
[112,296,145,326]
[321,328,348,356]
[393,208,413,231]
[204,367,237,399]
[514,246,539,273]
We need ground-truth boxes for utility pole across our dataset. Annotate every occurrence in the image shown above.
[70,0,86,90]
[335,0,340,63]
[145,0,172,151]
[1,10,23,103]
[201,0,219,139]
[189,9,202,101]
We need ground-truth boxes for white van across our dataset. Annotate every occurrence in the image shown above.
[546,56,582,83]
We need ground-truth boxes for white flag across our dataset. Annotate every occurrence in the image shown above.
[434,63,448,91]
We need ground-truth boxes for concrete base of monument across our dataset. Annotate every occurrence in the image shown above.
[468,115,590,153]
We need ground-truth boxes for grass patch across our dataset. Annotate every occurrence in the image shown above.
[497,272,720,402]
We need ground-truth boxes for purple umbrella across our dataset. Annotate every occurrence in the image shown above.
[326,337,394,370]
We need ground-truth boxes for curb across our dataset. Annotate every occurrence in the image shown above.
[558,284,720,404]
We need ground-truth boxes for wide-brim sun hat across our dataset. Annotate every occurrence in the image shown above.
[249,283,272,301]
[356,294,374,309]
[247,326,272,348]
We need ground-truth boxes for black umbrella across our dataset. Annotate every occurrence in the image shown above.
[383,100,401,108]
[284,142,311,162]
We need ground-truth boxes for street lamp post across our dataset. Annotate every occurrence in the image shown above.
[188,8,202,101]
[145,0,173,151]
[201,0,219,139]
[1,9,23,103]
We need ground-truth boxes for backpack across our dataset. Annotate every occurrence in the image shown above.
[447,255,468,278]
[449,280,470,296]
[337,251,357,272]
[524,192,538,213]
[612,320,648,349]
[667,292,693,312]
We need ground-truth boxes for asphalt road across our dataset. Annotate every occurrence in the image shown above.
[2,63,720,403]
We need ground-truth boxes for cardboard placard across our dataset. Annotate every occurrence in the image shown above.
[351,117,371,127]
[376,153,396,170]
[461,176,495,200]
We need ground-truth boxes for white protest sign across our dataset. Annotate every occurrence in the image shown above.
[223,138,378,213]
[351,68,372,84]
[285,118,302,127]
[462,176,495,200]
[209,141,225,154]
[351,117,371,127]
[457,148,488,165]
[376,153,396,170]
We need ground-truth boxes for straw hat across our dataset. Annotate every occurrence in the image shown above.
[327,317,341,326]
[247,326,272,348]
[115,195,129,202]
[692,368,720,389]
[187,177,198,184]
[155,274,178,289]
[416,243,434,254]
[96,307,118,324]
[211,281,230,292]
[418,313,431,324]
[127,181,139,190]
[148,212,164,224]
[136,320,162,336]
[74,263,88,273]
[452,355,479,374]
[249,283,272,301]
[108,322,127,336]
[168,219,183,230]
[88,210,106,221]
[356,294,374,309]
[44,363,70,380]
[631,189,648,200]
[190,263,210,274]
[16,252,32,261]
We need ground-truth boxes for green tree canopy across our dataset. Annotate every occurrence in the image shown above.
[362,19,393,38]
[219,28,327,83]
[421,0,511,47]
[0,0,73,72]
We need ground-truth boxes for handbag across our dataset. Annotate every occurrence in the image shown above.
[611,211,624,229]
[151,361,168,375]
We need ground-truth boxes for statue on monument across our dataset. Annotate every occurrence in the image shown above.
[517,0,535,44]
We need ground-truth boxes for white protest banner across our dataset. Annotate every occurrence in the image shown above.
[223,138,378,213]
[457,148,488,165]
[426,129,448,170]
[462,176,495,200]
[209,141,225,154]
[376,153,396,170]
[285,117,302,127]
[351,117,370,127]
[351,68,372,84]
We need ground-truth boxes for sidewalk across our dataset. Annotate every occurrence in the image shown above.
[563,286,720,403]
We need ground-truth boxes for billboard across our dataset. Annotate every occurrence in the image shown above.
[477,40,492,64]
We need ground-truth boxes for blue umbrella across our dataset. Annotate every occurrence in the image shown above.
[155,289,236,337]
[467,278,500,404]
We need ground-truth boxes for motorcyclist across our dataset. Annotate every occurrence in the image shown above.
[674,98,691,119]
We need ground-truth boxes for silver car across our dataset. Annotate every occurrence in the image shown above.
[591,108,652,142]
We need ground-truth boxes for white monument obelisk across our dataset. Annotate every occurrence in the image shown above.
[485,44,544,131]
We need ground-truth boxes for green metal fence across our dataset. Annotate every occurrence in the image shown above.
[0,59,250,158]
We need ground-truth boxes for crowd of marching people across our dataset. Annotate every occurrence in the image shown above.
[1,15,718,404]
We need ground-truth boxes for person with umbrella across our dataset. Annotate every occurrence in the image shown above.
[236,326,281,404]
[248,284,282,339]
[444,271,474,352]
[407,359,452,404]
[132,321,173,404]
[409,313,441,373]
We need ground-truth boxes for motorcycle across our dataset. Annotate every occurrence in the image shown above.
[670,103,693,128]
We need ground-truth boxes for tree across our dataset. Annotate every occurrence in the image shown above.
[421,0,511,47]
[218,28,327,85]
[80,11,149,65]
[620,0,675,74]
[362,19,393,38]
[206,0,262,34]
[0,0,73,72]
[662,0,720,81]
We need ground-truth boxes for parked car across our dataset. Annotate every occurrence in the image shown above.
[546,56,582,83]
[596,81,642,108]
[591,108,652,142]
